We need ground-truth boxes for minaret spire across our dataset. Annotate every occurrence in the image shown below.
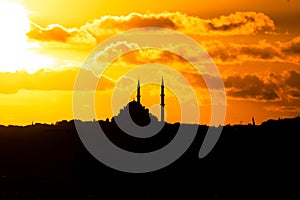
[137,78,141,104]
[160,76,165,122]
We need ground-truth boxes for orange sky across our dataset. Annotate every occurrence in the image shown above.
[0,0,300,125]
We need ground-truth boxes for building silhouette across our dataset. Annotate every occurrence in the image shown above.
[113,78,165,125]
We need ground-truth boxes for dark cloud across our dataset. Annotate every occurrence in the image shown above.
[281,37,300,55]
[287,90,300,99]
[202,37,300,64]
[206,41,282,63]
[207,15,256,32]
[224,70,300,101]
[285,70,300,89]
[239,46,282,60]
[283,71,300,99]
[225,74,279,101]
[204,12,275,35]
[207,21,246,32]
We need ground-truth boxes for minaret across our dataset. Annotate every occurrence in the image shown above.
[137,79,141,104]
[160,77,165,122]
[252,117,256,126]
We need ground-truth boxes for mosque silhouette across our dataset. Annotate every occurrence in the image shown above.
[112,78,165,126]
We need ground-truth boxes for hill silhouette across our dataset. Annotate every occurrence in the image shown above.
[0,114,299,199]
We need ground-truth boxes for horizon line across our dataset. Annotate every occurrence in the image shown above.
[1,116,299,128]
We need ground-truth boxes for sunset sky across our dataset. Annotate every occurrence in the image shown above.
[0,0,300,125]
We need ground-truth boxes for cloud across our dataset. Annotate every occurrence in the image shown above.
[264,105,300,115]
[283,70,300,99]
[202,40,282,64]
[87,41,141,76]
[203,11,275,35]
[84,11,275,37]
[83,12,178,38]
[94,41,140,64]
[280,36,300,55]
[180,71,225,90]
[225,74,279,101]
[90,44,192,78]
[26,12,276,44]
[27,23,96,45]
[224,70,300,101]
[202,37,300,65]
[0,68,114,94]
[92,46,224,90]
[285,70,300,89]
[110,48,179,66]
[27,23,74,42]
[2,65,299,109]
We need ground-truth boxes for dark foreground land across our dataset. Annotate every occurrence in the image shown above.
[0,117,299,199]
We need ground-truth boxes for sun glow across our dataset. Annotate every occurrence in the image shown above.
[0,0,53,73]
